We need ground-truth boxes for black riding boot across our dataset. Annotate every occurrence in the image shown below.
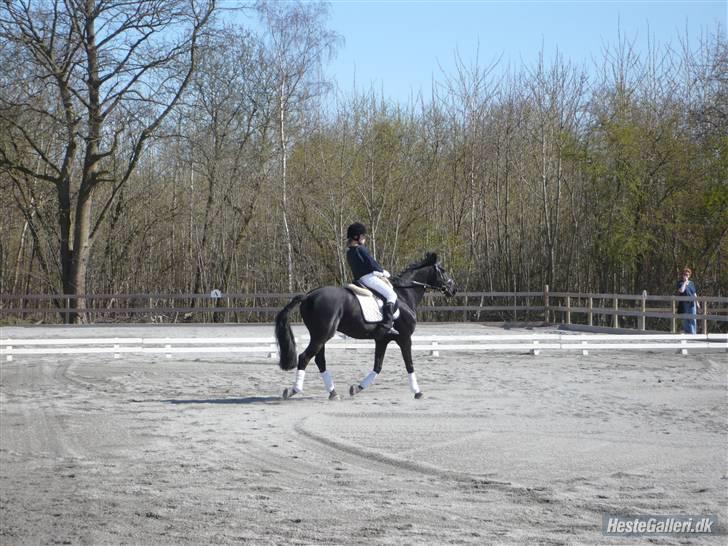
[378,302,399,337]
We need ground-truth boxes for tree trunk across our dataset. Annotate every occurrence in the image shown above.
[70,190,94,323]
[279,79,294,292]
[11,217,31,296]
[68,0,102,324]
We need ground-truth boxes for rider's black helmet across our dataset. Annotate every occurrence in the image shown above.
[346,222,367,240]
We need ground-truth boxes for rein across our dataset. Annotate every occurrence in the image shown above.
[393,279,439,291]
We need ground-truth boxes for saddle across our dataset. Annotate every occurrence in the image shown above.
[345,281,401,323]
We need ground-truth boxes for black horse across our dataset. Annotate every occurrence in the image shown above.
[274,252,456,399]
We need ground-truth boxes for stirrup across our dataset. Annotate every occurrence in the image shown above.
[375,323,399,338]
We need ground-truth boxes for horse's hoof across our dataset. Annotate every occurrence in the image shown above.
[349,384,362,397]
[328,390,341,401]
[282,387,299,399]
[414,392,424,400]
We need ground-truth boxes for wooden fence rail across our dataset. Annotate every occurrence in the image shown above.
[1,287,726,333]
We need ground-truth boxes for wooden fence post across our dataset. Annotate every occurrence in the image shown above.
[671,299,677,333]
[702,300,708,335]
[612,296,619,329]
[587,296,593,326]
[566,295,571,325]
[640,290,647,331]
[543,285,550,323]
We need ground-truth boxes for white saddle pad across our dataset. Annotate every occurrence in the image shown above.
[345,284,401,323]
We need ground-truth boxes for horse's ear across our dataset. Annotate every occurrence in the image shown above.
[424,252,438,265]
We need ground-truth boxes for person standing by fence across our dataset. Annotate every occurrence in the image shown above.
[676,267,700,334]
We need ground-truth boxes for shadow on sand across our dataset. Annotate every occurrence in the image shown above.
[165,396,285,405]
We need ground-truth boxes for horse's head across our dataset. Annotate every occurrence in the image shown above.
[433,260,457,297]
[401,252,457,297]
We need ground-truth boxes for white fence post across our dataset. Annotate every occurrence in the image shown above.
[680,338,688,356]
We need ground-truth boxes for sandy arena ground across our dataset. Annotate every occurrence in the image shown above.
[0,323,726,544]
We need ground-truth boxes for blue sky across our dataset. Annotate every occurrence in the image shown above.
[324,0,726,103]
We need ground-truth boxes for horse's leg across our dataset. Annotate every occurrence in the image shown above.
[282,338,322,399]
[283,315,340,399]
[315,346,340,401]
[349,339,389,396]
[396,336,423,399]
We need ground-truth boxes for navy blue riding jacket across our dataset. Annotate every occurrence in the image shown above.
[346,245,384,280]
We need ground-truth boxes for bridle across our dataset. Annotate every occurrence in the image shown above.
[394,264,451,294]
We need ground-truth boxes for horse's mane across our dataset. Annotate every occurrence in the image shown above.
[397,252,438,277]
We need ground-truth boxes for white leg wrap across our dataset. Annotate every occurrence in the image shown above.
[408,372,420,394]
[360,371,378,389]
[293,369,305,392]
[320,370,335,392]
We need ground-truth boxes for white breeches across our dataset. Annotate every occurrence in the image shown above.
[359,273,397,304]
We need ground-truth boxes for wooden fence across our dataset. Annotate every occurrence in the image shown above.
[1,287,726,333]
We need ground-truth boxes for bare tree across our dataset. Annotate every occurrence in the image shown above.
[181,25,276,295]
[256,0,340,291]
[0,0,216,321]
[523,50,587,288]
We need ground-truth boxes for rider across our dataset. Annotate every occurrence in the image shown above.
[346,222,399,336]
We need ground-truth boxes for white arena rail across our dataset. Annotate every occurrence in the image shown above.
[1,333,726,361]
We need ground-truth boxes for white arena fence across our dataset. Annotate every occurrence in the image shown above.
[2,333,726,362]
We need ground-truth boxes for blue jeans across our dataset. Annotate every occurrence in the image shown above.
[682,306,697,334]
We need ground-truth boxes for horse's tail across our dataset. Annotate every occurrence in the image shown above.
[274,295,304,370]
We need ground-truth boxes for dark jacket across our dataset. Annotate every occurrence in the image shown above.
[676,280,697,313]
[347,245,383,280]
